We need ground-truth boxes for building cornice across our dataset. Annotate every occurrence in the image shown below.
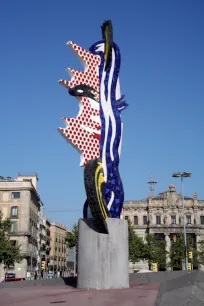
[0,185,43,207]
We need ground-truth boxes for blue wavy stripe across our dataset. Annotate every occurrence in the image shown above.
[89,41,124,218]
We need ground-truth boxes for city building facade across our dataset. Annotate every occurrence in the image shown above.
[39,216,51,275]
[122,184,204,272]
[49,222,70,276]
[0,173,43,278]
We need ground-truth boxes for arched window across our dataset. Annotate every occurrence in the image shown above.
[186,215,191,224]
[10,206,19,218]
[134,216,138,225]
[143,216,148,225]
[156,215,161,225]
[200,216,204,225]
[171,215,176,224]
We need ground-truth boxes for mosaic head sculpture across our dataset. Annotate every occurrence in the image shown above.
[59,20,128,233]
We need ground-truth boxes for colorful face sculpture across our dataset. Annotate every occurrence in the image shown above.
[59,21,128,233]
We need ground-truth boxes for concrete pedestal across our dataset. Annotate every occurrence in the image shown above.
[77,218,129,290]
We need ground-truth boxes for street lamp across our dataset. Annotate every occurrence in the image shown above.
[172,172,191,271]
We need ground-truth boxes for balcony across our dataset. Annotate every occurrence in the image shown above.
[39,233,46,240]
[20,250,38,258]
[40,244,46,252]
[8,231,32,237]
[149,224,202,235]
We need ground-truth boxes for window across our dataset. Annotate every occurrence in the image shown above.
[186,215,191,224]
[11,192,20,199]
[155,233,164,241]
[156,215,161,225]
[10,206,19,218]
[125,216,128,221]
[171,215,176,225]
[200,216,204,225]
[134,216,138,225]
[143,216,148,225]
[9,221,18,233]
[10,240,17,247]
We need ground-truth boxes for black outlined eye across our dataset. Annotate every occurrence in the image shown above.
[68,84,98,101]
[77,89,84,94]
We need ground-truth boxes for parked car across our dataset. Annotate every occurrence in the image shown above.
[48,271,54,279]
[4,273,25,282]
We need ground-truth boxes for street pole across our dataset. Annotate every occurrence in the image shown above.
[31,253,32,274]
[172,172,191,271]
[181,176,188,270]
[74,248,76,277]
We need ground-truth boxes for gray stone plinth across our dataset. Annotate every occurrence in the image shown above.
[77,218,129,290]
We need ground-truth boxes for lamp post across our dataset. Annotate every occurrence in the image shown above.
[73,247,77,277]
[172,172,191,270]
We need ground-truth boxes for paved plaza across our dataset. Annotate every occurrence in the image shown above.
[0,283,159,306]
[1,271,204,306]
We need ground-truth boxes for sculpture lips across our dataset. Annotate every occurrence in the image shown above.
[93,132,101,140]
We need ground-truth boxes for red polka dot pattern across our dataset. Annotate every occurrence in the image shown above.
[58,41,101,166]
[59,41,100,101]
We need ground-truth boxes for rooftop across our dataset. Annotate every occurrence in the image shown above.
[18,172,38,180]
[50,222,71,232]
[124,185,203,203]
[0,176,16,181]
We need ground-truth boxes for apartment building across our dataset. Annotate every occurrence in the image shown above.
[122,184,204,271]
[39,216,51,271]
[49,222,70,276]
[0,173,43,278]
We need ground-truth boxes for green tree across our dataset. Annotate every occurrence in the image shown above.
[169,234,198,270]
[143,235,167,270]
[65,223,78,248]
[128,222,167,270]
[194,240,204,268]
[0,212,22,268]
[198,241,204,263]
[169,235,184,270]
[128,220,146,263]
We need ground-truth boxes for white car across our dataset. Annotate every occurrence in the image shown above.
[48,271,54,278]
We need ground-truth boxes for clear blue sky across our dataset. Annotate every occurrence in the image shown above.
[1,0,204,229]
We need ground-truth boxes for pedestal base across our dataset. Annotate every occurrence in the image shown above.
[77,218,129,290]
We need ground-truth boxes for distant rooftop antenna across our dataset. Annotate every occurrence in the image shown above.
[146,174,158,197]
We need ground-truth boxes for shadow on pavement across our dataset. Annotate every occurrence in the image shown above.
[61,276,77,288]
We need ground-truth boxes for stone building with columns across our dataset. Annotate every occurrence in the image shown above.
[122,184,204,272]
